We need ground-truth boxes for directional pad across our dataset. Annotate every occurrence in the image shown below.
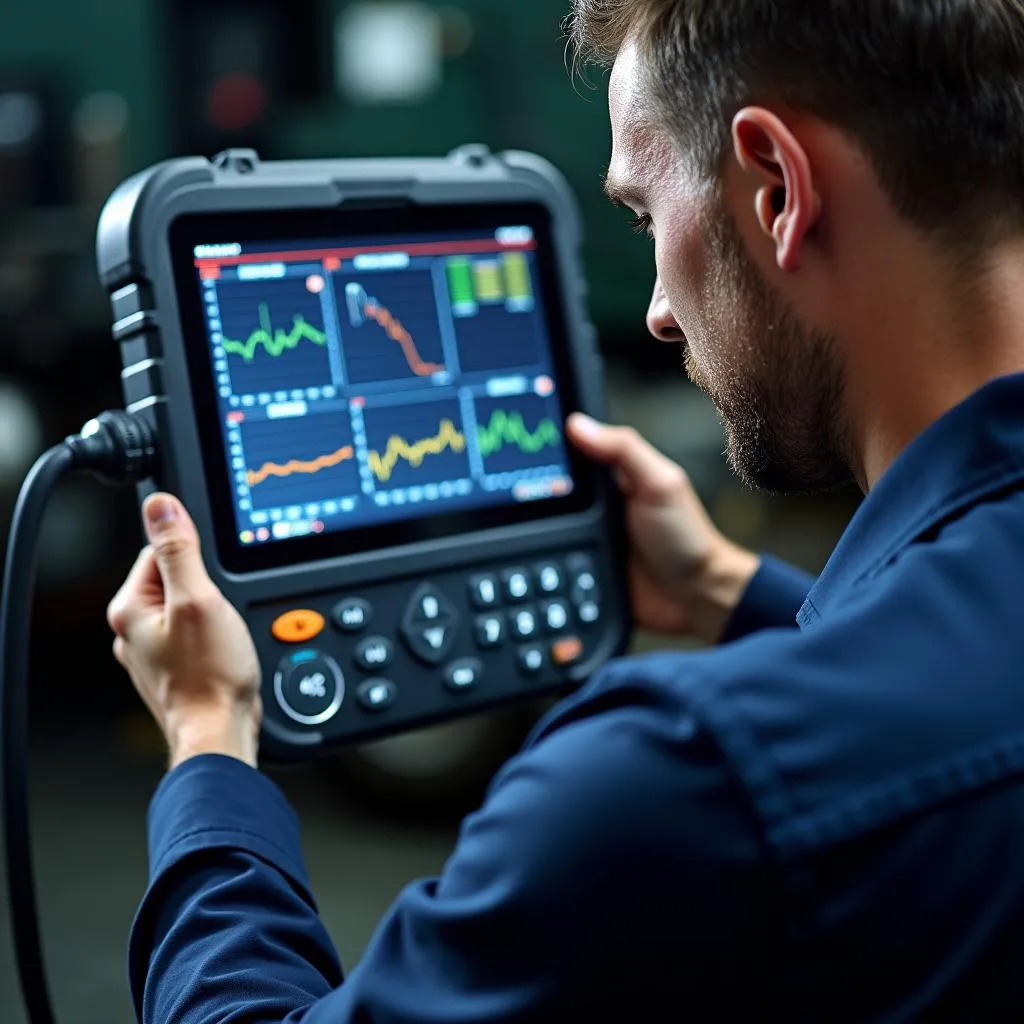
[401,583,461,665]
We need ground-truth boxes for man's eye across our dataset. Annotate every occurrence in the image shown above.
[629,213,654,239]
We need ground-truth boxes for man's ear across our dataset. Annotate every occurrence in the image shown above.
[732,107,821,272]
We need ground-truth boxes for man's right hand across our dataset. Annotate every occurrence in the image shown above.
[566,413,760,644]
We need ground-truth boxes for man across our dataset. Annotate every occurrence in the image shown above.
[108,1,1024,1019]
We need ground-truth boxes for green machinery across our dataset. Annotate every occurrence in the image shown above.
[0,0,655,344]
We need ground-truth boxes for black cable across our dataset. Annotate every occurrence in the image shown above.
[1,411,158,1024]
[1,444,73,1024]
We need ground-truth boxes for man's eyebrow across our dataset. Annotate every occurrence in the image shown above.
[602,171,646,209]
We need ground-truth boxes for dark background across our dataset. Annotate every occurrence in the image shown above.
[0,2,858,1020]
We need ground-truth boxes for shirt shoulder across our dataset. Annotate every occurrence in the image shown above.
[677,497,1024,858]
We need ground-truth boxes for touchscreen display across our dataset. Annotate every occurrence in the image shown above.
[185,215,580,555]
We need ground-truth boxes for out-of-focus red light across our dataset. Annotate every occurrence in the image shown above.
[207,72,267,132]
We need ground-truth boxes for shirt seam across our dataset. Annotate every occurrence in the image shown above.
[769,731,1024,855]
[853,461,1024,586]
[153,824,302,879]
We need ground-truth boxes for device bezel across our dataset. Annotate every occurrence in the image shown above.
[169,201,597,574]
[97,151,624,622]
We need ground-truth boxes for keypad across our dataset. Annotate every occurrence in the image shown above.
[264,550,604,729]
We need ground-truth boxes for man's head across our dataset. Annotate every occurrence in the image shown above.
[570,1,1024,493]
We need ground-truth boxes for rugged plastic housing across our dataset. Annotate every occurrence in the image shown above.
[95,146,631,763]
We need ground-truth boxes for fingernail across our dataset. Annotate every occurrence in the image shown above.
[145,495,178,533]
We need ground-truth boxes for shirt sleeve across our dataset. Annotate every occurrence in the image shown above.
[720,553,815,643]
[129,662,778,1023]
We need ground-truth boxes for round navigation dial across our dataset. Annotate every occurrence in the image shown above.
[274,649,345,726]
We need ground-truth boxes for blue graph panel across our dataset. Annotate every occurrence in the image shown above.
[474,393,569,476]
[334,270,446,385]
[362,399,470,491]
[452,301,544,375]
[241,411,359,510]
[216,277,333,395]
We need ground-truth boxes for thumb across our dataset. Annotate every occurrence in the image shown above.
[566,413,682,499]
[143,493,210,602]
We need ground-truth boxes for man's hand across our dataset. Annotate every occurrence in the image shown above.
[107,493,262,770]
[566,414,760,644]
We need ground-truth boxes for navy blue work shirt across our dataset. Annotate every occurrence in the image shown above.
[129,374,1024,1021]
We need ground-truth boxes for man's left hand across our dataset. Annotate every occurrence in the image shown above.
[107,493,262,770]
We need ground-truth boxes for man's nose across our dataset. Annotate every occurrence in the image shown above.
[646,278,684,342]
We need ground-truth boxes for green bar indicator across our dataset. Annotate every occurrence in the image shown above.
[502,251,534,312]
[447,257,477,317]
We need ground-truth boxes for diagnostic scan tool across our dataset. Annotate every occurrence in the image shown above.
[96,146,630,761]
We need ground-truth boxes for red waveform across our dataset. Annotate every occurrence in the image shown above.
[364,301,444,377]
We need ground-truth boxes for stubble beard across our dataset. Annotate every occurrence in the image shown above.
[684,208,853,496]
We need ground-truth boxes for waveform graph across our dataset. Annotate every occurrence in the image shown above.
[474,393,567,476]
[449,253,544,374]
[335,269,447,386]
[361,399,470,491]
[215,276,333,396]
[240,410,360,511]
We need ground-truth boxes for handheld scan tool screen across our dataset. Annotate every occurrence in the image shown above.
[171,204,593,574]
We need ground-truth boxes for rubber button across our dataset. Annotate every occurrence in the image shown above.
[332,597,372,633]
[517,644,545,676]
[354,636,393,672]
[502,568,532,603]
[274,650,344,726]
[272,609,325,644]
[552,636,584,667]
[443,658,483,693]
[357,678,397,712]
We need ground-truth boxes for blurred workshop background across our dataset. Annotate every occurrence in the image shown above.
[0,2,859,1021]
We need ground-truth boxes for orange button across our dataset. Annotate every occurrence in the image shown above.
[272,609,325,644]
[551,637,584,667]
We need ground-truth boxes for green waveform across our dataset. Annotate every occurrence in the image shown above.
[222,303,327,361]
[477,410,561,458]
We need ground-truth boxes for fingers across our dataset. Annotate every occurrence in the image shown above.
[142,493,214,606]
[566,413,686,501]
[107,546,160,638]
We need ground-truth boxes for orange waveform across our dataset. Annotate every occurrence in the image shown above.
[364,301,444,377]
[247,444,355,487]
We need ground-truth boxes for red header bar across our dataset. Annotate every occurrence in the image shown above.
[194,237,536,271]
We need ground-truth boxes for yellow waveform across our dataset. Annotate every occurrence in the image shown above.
[368,418,466,483]
[247,444,354,487]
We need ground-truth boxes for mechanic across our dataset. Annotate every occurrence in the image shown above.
[107,2,1024,1020]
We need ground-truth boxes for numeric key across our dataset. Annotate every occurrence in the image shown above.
[502,568,532,603]
[469,574,499,609]
[475,614,505,649]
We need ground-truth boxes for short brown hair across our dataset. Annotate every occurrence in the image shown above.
[569,1,1024,246]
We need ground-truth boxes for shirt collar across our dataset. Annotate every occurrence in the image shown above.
[798,372,1024,627]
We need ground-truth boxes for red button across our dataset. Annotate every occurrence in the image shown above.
[551,637,584,666]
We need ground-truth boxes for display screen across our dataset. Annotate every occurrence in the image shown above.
[170,204,594,573]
